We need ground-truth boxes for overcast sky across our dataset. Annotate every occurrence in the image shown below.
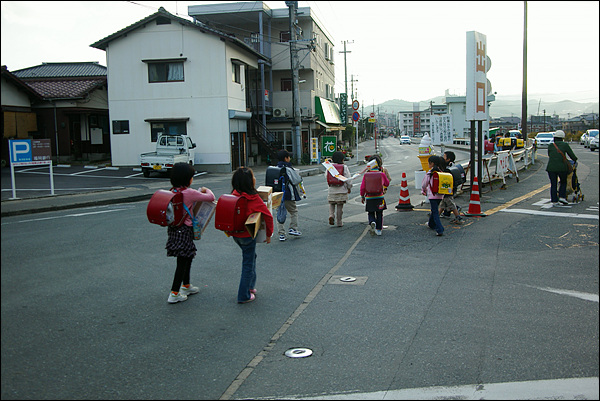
[2,1,598,105]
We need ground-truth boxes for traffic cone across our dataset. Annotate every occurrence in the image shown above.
[463,177,487,217]
[395,172,414,210]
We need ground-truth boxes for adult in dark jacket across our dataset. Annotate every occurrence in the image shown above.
[546,130,577,205]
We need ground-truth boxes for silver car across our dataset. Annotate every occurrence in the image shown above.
[535,132,554,148]
[583,129,599,148]
[590,135,599,151]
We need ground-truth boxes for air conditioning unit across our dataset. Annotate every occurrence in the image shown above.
[273,108,287,117]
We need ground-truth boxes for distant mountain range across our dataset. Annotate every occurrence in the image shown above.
[373,92,599,119]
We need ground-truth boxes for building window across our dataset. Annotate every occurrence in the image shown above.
[232,62,241,83]
[281,78,292,91]
[148,61,184,83]
[150,121,187,142]
[112,120,130,134]
[280,31,290,42]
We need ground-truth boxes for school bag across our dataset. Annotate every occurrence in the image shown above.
[327,163,345,186]
[364,171,383,195]
[431,171,454,195]
[214,194,248,233]
[265,166,284,192]
[147,188,186,227]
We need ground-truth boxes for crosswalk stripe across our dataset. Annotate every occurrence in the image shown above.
[500,208,598,220]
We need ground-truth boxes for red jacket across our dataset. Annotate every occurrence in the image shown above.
[228,190,274,238]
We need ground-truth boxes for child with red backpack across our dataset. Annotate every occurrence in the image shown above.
[165,163,215,303]
[360,155,390,236]
[421,155,445,237]
[326,151,352,227]
[227,167,274,304]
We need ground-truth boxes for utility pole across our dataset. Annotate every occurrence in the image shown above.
[521,1,528,141]
[286,1,302,162]
[340,40,353,125]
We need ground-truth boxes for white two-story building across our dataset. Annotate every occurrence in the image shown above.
[91,7,268,172]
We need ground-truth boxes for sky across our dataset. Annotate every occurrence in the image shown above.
[2,1,599,106]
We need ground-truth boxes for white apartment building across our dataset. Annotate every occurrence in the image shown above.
[188,2,343,163]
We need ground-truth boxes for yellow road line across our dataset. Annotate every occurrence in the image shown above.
[484,183,551,216]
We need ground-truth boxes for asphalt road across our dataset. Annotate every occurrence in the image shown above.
[1,138,598,400]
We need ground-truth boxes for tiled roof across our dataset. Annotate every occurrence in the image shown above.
[12,62,106,79]
[24,79,106,99]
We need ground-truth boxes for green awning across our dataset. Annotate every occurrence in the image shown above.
[315,96,342,125]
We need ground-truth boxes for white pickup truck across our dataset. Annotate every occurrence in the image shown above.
[140,134,196,177]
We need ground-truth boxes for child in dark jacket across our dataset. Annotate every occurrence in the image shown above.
[360,155,390,236]
[228,167,274,304]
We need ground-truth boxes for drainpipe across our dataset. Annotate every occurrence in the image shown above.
[53,102,60,162]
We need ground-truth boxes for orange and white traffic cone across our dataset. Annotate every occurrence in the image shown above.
[463,176,487,217]
[395,172,414,210]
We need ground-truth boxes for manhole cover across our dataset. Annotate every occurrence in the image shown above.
[284,348,313,358]
[339,277,357,282]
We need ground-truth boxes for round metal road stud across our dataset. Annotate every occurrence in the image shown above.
[339,276,356,282]
[284,348,313,358]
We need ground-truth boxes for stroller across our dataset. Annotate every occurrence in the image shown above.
[566,160,584,203]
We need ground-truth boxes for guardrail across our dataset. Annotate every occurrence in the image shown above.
[470,146,536,190]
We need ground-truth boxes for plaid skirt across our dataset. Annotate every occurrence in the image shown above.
[166,224,197,258]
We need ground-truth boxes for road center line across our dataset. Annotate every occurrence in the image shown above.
[484,184,551,216]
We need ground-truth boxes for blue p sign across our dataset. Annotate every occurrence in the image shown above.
[9,140,32,163]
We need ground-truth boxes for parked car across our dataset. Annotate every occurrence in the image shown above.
[590,135,599,151]
[583,129,599,148]
[580,132,589,145]
[400,135,411,145]
[535,132,555,148]
[140,133,196,177]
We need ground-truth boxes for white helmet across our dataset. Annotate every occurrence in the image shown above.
[554,130,565,138]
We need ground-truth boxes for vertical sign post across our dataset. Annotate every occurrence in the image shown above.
[466,31,487,187]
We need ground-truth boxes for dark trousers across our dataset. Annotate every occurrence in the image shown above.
[428,198,444,235]
[368,210,383,230]
[548,171,568,203]
[233,236,257,303]
[171,256,192,292]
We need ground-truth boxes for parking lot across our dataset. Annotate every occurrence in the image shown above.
[0,164,187,201]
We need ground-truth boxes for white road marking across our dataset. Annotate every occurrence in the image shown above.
[526,285,599,303]
[500,208,598,220]
[284,377,599,400]
[5,209,128,224]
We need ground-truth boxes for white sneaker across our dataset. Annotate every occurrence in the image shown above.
[375,229,382,236]
[279,234,286,241]
[288,229,302,236]
[558,198,569,205]
[168,292,188,303]
[180,285,199,296]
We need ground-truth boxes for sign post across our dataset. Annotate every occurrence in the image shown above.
[352,100,360,163]
[9,139,54,199]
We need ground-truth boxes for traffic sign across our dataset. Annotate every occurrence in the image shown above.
[370,112,375,118]
[352,111,360,122]
[352,100,359,110]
